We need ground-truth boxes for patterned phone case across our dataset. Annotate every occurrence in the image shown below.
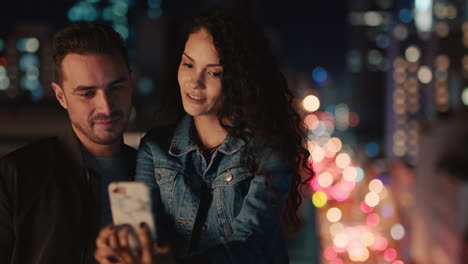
[108,182,156,252]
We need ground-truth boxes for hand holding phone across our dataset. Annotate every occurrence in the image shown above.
[108,182,156,254]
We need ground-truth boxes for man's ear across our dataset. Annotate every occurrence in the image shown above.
[52,82,68,109]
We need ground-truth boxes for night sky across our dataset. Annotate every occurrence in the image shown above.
[0,0,348,74]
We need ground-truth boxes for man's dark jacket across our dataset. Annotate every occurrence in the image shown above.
[0,126,136,263]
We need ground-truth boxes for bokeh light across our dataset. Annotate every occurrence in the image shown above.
[366,213,380,227]
[376,34,390,49]
[355,167,365,182]
[304,114,320,130]
[365,192,380,207]
[347,50,362,72]
[335,153,351,168]
[369,179,384,193]
[381,203,395,218]
[343,167,358,182]
[312,191,327,208]
[330,222,345,236]
[361,201,374,213]
[348,244,369,262]
[323,247,337,261]
[25,38,40,53]
[138,77,154,95]
[394,24,408,40]
[384,248,398,262]
[19,54,39,71]
[415,0,433,32]
[364,11,383,26]
[462,87,468,106]
[390,224,405,240]
[365,142,380,157]
[417,66,432,84]
[327,207,342,223]
[112,1,129,16]
[0,76,10,90]
[311,146,325,163]
[312,66,328,86]
[361,231,375,247]
[318,172,334,188]
[399,8,412,23]
[370,235,389,251]
[303,95,320,112]
[333,233,349,248]
[405,45,421,62]
[327,137,343,153]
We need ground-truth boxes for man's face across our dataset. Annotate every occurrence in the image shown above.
[52,53,132,146]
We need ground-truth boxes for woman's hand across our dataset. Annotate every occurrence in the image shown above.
[94,223,173,264]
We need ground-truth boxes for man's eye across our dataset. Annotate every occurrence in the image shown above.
[110,85,123,92]
[81,92,94,97]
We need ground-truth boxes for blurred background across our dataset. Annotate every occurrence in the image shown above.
[1,0,467,263]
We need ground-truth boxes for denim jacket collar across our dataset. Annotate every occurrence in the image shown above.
[168,115,245,157]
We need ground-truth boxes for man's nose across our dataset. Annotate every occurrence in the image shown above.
[96,91,113,115]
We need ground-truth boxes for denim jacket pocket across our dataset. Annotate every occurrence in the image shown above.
[154,167,179,211]
[212,166,253,238]
[154,167,178,184]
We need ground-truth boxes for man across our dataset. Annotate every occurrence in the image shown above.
[0,22,136,263]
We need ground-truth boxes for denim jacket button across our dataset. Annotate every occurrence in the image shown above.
[225,170,233,182]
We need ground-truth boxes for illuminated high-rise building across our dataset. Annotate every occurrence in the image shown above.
[384,1,468,264]
[347,0,395,148]
[385,0,467,164]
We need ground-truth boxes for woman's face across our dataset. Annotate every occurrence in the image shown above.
[178,28,223,118]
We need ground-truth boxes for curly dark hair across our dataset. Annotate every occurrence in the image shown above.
[183,6,313,232]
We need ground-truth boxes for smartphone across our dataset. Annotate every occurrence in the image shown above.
[108,182,156,254]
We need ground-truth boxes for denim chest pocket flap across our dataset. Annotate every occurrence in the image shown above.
[153,161,182,184]
[212,165,253,187]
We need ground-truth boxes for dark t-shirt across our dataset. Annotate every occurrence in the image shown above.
[84,153,129,227]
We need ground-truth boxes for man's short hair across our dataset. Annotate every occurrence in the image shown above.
[52,22,129,84]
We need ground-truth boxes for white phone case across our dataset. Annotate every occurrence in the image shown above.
[108,182,156,252]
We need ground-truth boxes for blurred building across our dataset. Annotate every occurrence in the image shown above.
[0,22,53,103]
[383,0,468,264]
[347,0,394,145]
[385,0,467,164]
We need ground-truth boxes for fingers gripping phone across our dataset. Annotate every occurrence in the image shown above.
[108,182,156,254]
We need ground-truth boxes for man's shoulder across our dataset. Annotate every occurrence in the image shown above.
[0,137,60,189]
[0,137,59,166]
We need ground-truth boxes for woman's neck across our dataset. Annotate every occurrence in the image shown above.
[193,115,227,149]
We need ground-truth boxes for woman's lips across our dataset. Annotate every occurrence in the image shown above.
[186,93,206,104]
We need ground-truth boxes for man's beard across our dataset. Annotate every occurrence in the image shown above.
[73,110,125,145]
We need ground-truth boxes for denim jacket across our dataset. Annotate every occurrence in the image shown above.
[135,115,292,263]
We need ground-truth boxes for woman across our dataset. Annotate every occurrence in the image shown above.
[95,6,312,264]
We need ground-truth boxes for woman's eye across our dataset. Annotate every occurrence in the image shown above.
[182,63,193,69]
[209,71,222,78]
